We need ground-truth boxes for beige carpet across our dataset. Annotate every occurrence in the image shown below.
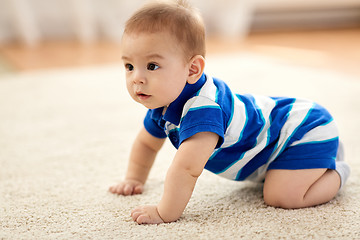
[1,53,359,239]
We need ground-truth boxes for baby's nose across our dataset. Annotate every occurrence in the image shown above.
[133,70,146,84]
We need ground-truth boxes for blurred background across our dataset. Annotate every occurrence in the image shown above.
[0,0,359,76]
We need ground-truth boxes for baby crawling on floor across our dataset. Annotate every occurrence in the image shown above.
[109,0,350,224]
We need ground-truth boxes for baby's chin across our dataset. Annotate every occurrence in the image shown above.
[138,102,163,110]
[132,97,169,110]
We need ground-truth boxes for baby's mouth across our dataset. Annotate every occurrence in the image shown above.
[136,91,151,100]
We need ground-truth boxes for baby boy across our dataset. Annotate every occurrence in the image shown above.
[109,0,350,224]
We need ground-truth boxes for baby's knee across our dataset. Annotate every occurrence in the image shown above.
[263,186,305,209]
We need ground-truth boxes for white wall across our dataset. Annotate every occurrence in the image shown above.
[0,0,359,46]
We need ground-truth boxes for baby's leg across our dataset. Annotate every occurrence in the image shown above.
[263,168,340,209]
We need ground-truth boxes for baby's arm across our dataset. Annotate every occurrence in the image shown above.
[131,131,219,224]
[109,127,165,195]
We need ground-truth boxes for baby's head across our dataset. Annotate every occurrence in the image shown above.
[123,0,206,61]
[122,0,207,110]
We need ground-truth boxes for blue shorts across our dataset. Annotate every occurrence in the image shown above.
[268,138,338,171]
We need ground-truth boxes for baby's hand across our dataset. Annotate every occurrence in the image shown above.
[109,179,144,196]
[131,205,164,224]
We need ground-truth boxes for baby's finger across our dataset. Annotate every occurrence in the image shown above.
[108,185,115,193]
[116,184,127,195]
[123,184,134,195]
[109,184,122,194]
[136,214,150,224]
[112,184,124,195]
[131,208,143,222]
[133,185,143,194]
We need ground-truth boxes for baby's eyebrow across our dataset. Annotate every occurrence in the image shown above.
[121,54,164,62]
[146,54,164,60]
[121,56,131,61]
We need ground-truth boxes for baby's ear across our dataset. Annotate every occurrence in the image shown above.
[187,55,205,84]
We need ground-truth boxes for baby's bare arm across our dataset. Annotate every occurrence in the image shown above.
[131,131,219,224]
[109,127,165,195]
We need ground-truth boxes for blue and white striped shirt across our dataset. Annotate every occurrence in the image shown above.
[144,73,338,182]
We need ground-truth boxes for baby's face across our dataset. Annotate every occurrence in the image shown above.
[121,31,190,110]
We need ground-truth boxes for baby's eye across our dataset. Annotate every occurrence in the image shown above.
[147,63,159,71]
[125,64,134,71]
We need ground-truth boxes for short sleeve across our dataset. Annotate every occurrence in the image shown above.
[179,107,225,148]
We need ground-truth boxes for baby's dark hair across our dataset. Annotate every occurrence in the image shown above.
[124,0,206,60]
